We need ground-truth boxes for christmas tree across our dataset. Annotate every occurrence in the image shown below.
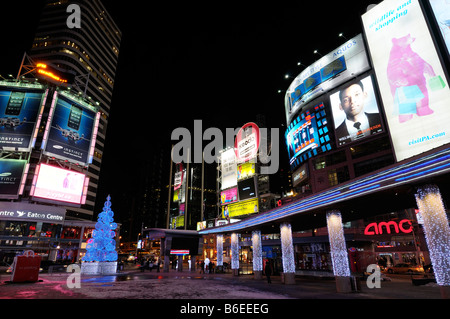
[83,195,118,262]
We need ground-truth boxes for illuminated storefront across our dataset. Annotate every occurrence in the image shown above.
[0,201,120,264]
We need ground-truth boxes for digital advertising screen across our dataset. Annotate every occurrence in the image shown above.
[285,112,320,163]
[31,163,88,205]
[285,34,370,125]
[237,162,255,181]
[285,102,333,170]
[362,0,450,162]
[0,159,28,199]
[42,92,100,165]
[330,75,383,147]
[0,85,47,151]
[220,187,238,205]
[237,177,257,201]
[222,198,259,219]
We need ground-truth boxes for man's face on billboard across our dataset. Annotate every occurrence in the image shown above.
[339,84,366,119]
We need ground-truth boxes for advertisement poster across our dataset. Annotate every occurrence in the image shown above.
[0,87,46,151]
[285,34,370,124]
[330,75,383,146]
[220,187,238,205]
[237,162,255,180]
[32,164,87,205]
[222,198,259,219]
[362,0,450,162]
[43,93,99,165]
[235,122,260,163]
[221,148,237,190]
[0,159,27,199]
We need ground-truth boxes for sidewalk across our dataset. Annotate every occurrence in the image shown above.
[0,265,446,300]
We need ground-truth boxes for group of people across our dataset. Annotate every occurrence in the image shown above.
[199,257,215,274]
[139,257,160,272]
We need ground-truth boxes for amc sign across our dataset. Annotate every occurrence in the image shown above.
[364,219,413,236]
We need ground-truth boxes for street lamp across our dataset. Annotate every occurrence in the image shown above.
[339,33,348,40]
[313,50,323,57]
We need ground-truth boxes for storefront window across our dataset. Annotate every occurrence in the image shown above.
[83,227,94,239]
[61,226,82,239]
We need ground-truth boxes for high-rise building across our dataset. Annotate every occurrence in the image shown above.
[29,0,122,219]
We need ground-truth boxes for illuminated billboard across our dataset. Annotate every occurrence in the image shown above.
[31,163,89,205]
[0,159,29,199]
[222,198,259,219]
[330,75,383,147]
[234,122,260,163]
[0,84,47,151]
[220,187,238,205]
[362,0,450,162]
[285,34,370,125]
[237,162,255,181]
[35,62,75,86]
[285,102,333,169]
[221,148,237,190]
[237,177,256,201]
[42,91,100,166]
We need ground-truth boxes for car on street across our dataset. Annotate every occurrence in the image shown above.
[0,261,12,273]
[386,263,424,274]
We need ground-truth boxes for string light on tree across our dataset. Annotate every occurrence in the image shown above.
[231,233,239,270]
[326,210,351,277]
[216,234,223,267]
[83,195,118,262]
[252,230,263,272]
[280,223,295,274]
[415,185,450,286]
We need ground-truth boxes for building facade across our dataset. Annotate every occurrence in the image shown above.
[29,0,122,219]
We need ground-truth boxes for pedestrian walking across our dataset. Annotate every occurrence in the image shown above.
[205,257,210,274]
[200,260,205,274]
[265,260,272,284]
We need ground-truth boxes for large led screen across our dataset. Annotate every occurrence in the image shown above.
[237,177,256,201]
[285,102,333,168]
[31,164,88,205]
[362,0,450,162]
[0,86,47,151]
[330,75,383,147]
[285,34,370,125]
[42,92,100,165]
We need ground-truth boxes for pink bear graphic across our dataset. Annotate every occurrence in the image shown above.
[386,34,435,123]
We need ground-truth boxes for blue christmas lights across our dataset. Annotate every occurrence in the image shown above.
[83,195,118,262]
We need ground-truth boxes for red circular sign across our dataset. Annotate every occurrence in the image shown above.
[234,122,260,162]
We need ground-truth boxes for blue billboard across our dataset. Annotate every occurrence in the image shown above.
[285,102,333,170]
[0,86,47,151]
[42,92,99,165]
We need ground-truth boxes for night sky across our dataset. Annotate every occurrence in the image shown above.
[0,1,380,221]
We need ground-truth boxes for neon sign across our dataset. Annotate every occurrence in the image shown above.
[364,219,412,235]
[36,63,69,84]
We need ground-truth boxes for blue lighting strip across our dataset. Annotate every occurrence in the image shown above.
[199,147,450,235]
